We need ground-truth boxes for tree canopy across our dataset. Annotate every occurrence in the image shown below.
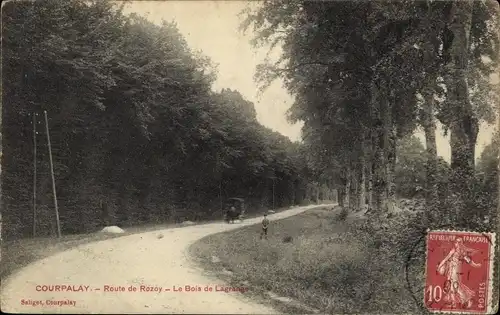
[1,0,324,239]
[242,0,499,227]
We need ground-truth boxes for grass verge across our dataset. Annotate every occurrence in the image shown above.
[0,222,178,282]
[189,205,427,314]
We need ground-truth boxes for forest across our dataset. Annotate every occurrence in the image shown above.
[241,0,499,231]
[1,0,331,240]
[1,0,499,242]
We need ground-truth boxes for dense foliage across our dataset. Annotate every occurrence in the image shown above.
[242,0,499,228]
[243,3,499,311]
[476,131,500,222]
[394,135,450,200]
[1,0,324,240]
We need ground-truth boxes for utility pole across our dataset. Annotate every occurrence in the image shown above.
[33,113,37,237]
[44,111,61,238]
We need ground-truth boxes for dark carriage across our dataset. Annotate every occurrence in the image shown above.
[224,197,246,223]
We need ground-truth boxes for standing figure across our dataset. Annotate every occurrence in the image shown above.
[260,214,269,240]
[437,238,482,308]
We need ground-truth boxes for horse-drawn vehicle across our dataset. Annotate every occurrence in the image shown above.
[224,197,245,223]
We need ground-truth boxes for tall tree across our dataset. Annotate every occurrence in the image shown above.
[2,0,313,239]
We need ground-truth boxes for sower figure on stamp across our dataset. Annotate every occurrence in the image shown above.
[260,214,269,240]
[437,238,482,309]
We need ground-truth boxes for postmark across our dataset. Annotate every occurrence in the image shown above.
[424,230,496,314]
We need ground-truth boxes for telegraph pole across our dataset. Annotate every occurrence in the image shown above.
[32,113,37,237]
[44,111,61,238]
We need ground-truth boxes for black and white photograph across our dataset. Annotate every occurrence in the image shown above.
[1,0,499,314]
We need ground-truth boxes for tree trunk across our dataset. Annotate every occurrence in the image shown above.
[450,121,478,177]
[421,79,439,224]
[386,126,397,212]
[376,81,391,213]
[367,159,374,212]
[445,0,477,223]
[359,152,367,211]
[351,167,358,209]
[385,89,396,213]
[371,79,387,213]
[421,0,441,226]
[338,187,345,208]
[343,167,351,209]
[316,182,320,204]
[359,133,368,211]
[374,134,386,212]
[450,121,479,220]
[366,132,374,212]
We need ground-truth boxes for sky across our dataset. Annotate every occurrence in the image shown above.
[122,0,498,163]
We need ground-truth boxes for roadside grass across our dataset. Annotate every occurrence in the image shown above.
[1,202,311,283]
[1,233,121,282]
[189,205,427,314]
[0,222,177,281]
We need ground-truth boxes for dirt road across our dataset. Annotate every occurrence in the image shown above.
[1,204,330,314]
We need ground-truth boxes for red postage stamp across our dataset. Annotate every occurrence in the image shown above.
[425,230,496,314]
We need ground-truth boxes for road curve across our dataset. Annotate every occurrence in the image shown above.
[1,204,330,314]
